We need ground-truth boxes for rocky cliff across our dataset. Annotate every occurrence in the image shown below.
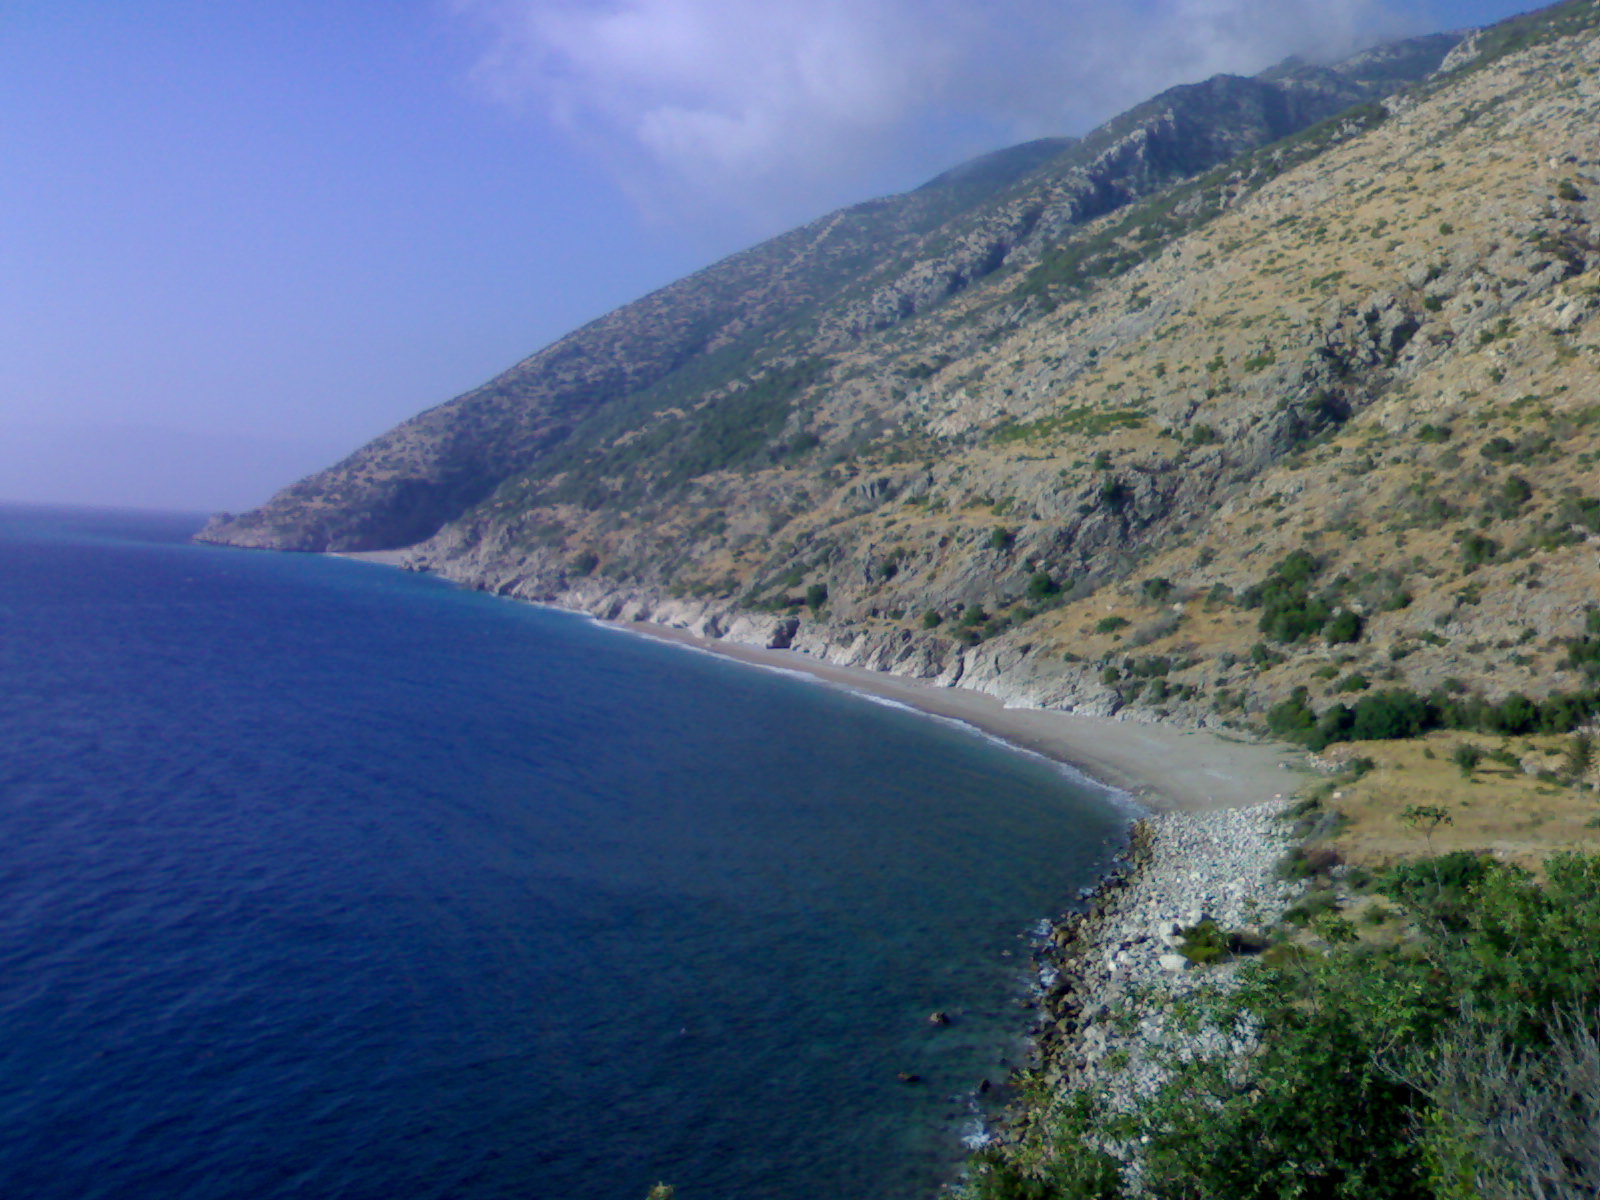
[201,0,1600,739]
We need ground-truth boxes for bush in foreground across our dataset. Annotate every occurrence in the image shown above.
[963,852,1600,1200]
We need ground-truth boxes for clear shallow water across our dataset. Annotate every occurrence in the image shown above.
[0,504,1129,1199]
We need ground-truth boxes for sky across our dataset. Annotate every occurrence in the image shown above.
[0,0,1542,512]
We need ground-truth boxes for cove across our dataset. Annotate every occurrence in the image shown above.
[0,505,1130,1199]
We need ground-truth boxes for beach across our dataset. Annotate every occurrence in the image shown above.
[334,546,1311,814]
[617,620,1310,814]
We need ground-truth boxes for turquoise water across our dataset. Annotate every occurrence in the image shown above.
[0,504,1129,1198]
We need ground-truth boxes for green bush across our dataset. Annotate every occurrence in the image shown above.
[1178,920,1231,965]
[1244,550,1340,643]
[967,1094,1123,1199]
[1326,609,1365,643]
[1350,690,1435,741]
[1068,857,1600,1198]
[1460,532,1499,570]
[1267,688,1318,742]
[1281,889,1340,926]
[1095,616,1129,635]
[1141,577,1174,603]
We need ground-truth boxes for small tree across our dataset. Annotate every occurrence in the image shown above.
[804,583,828,611]
[1567,731,1595,788]
[1452,743,1483,779]
[1401,803,1453,854]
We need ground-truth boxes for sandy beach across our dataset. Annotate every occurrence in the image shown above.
[617,621,1310,814]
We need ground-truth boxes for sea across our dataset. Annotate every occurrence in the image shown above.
[0,503,1133,1200]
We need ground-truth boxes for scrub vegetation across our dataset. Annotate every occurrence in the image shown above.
[965,850,1600,1200]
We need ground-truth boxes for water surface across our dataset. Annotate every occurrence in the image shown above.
[0,504,1128,1198]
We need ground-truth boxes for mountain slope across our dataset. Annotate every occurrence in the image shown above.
[199,35,1457,553]
[201,0,1600,745]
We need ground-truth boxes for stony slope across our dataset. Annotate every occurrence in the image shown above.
[200,37,1456,553]
[202,1,1600,746]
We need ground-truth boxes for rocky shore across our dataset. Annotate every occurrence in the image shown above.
[1006,800,1298,1136]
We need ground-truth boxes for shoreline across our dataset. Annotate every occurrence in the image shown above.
[331,548,1312,815]
[608,618,1310,816]
[594,617,1310,1178]
[988,799,1298,1168]
[329,548,1314,1188]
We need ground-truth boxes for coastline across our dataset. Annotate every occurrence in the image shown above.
[592,610,1309,1182]
[329,548,1314,1189]
[333,548,1312,814]
[609,619,1310,815]
[1023,801,1295,1100]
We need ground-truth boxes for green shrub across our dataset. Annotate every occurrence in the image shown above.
[1095,616,1129,634]
[1141,577,1174,603]
[1350,690,1434,741]
[1027,572,1060,601]
[967,1094,1123,1199]
[1277,844,1342,881]
[1098,478,1132,509]
[1178,920,1232,965]
[1565,731,1594,780]
[1267,688,1318,742]
[1326,609,1364,643]
[1460,532,1499,569]
[1281,889,1340,926]
[1244,550,1339,643]
[1480,435,1516,462]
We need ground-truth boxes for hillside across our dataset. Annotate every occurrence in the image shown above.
[201,1,1600,766]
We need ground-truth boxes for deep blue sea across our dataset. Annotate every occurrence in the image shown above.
[0,504,1130,1199]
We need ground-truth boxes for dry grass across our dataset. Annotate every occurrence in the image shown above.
[1321,732,1600,870]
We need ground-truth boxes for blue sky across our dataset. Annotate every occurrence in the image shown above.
[0,0,1540,511]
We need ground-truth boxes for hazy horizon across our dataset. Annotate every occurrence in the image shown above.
[1,0,1534,512]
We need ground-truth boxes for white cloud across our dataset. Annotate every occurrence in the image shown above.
[457,0,1427,230]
